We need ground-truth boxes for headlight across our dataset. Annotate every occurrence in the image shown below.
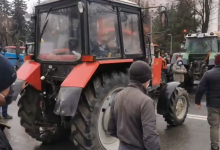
[78,2,84,13]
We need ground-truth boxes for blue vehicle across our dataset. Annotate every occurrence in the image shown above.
[1,46,25,70]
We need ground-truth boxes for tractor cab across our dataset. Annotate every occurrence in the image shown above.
[184,33,218,64]
[29,0,145,63]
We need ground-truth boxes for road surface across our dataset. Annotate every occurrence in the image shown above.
[4,87,213,150]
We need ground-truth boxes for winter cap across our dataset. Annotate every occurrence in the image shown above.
[129,60,152,84]
[0,54,17,92]
[215,53,220,66]
[176,57,183,63]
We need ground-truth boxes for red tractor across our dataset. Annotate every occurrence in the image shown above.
[13,0,189,149]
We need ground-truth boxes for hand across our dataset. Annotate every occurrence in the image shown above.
[196,104,201,109]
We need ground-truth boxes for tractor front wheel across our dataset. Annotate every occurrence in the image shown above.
[163,87,189,126]
[71,71,129,150]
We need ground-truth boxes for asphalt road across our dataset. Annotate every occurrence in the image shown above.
[4,87,212,150]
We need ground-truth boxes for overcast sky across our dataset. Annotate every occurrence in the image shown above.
[8,0,38,13]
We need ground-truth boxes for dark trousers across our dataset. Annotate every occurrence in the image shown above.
[0,129,13,150]
[119,142,146,150]
[207,107,220,150]
[2,105,7,117]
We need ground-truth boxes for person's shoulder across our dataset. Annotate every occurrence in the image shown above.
[142,94,154,102]
[206,68,215,75]
[138,92,154,105]
[139,94,155,111]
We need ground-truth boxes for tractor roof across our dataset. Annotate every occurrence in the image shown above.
[185,32,218,38]
[38,0,138,7]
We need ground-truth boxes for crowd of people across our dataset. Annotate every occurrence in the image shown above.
[1,52,220,150]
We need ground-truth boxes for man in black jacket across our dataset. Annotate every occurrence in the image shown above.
[195,54,220,150]
[0,54,17,150]
[107,60,160,150]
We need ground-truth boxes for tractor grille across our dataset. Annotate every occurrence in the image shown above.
[189,54,209,63]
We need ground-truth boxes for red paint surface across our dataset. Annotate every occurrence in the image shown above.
[162,58,167,69]
[61,62,99,87]
[152,57,162,86]
[17,61,41,90]
[53,48,69,54]
[62,59,133,88]
[99,59,133,64]
[5,46,25,49]
[39,54,77,61]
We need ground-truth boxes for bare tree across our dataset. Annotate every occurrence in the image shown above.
[0,11,13,46]
[185,0,218,33]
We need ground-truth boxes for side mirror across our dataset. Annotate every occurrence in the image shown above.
[160,9,168,28]
[25,43,34,55]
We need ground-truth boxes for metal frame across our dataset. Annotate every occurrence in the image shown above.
[33,0,146,65]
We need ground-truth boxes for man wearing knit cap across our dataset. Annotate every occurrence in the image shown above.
[108,60,160,150]
[195,53,220,150]
[0,54,17,150]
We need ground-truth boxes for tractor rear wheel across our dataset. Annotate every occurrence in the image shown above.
[163,87,189,126]
[71,71,129,150]
[17,85,70,143]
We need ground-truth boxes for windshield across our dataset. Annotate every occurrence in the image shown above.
[27,44,34,54]
[185,37,218,53]
[120,12,142,54]
[88,2,121,58]
[38,6,81,61]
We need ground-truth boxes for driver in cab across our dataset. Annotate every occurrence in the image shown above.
[194,42,204,52]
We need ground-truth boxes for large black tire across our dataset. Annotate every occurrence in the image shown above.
[163,87,189,126]
[184,73,194,87]
[71,70,129,150]
[17,85,70,143]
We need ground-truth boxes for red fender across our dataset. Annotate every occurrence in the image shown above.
[152,57,162,86]
[61,59,133,87]
[17,61,41,90]
[62,62,100,87]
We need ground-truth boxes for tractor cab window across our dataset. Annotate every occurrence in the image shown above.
[120,12,142,54]
[38,6,81,61]
[88,2,121,58]
[185,37,218,53]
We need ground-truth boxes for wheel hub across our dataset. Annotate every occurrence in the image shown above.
[175,96,187,119]
[98,88,123,150]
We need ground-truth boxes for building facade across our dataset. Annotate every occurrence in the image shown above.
[218,0,220,31]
